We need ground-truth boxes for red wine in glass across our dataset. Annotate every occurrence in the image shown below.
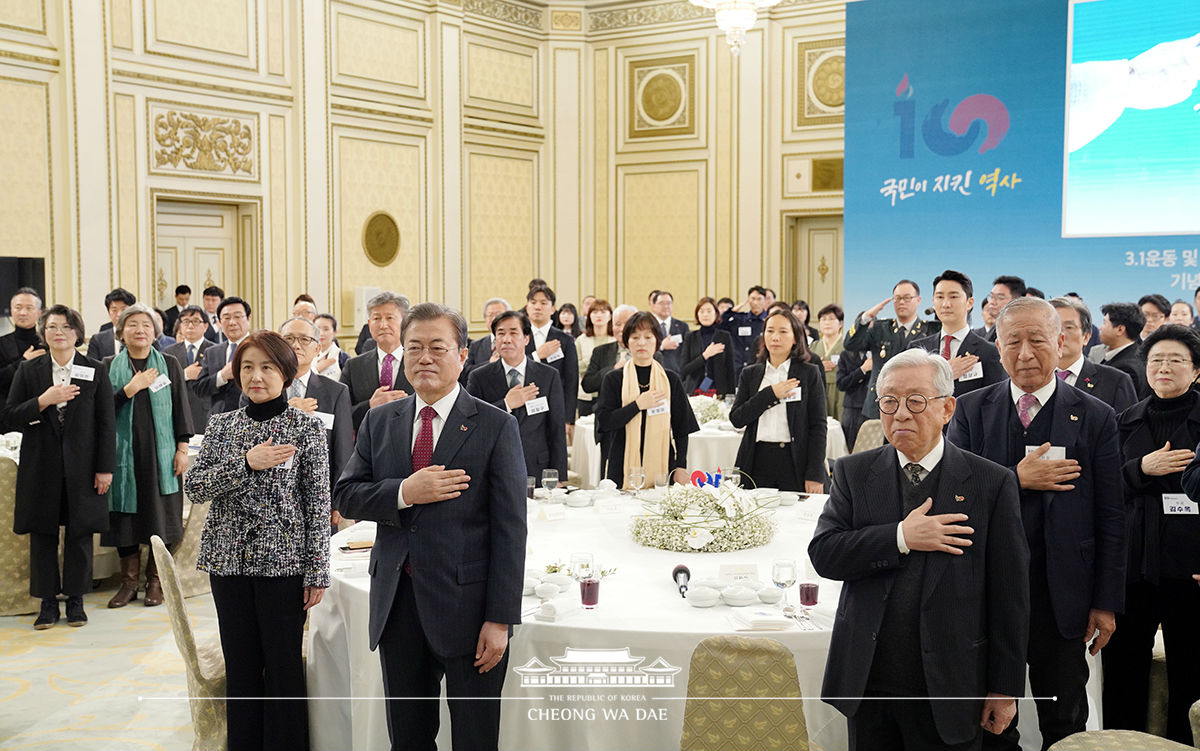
[580,578,600,608]
[799,582,819,607]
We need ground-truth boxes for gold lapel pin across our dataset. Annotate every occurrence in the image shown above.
[954,495,965,502]
[1069,414,1079,421]
[460,425,469,431]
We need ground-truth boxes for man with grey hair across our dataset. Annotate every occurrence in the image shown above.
[581,304,641,394]
[355,292,412,355]
[460,297,511,385]
[341,291,413,430]
[949,296,1125,751]
[0,287,45,402]
[811,348,1029,749]
[1048,297,1136,414]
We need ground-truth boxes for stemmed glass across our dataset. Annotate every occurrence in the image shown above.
[627,466,646,495]
[772,558,797,609]
[542,469,559,493]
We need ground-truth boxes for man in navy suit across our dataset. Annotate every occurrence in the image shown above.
[340,292,413,431]
[811,349,1029,749]
[164,305,214,433]
[948,297,1125,751]
[650,290,691,374]
[194,296,253,417]
[334,303,526,751]
[1049,297,1137,415]
[908,270,1004,397]
[85,288,136,361]
[466,310,568,483]
[459,297,510,385]
[524,284,578,427]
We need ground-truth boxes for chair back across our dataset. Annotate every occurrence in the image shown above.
[853,419,884,453]
[0,457,40,615]
[151,536,200,672]
[680,635,808,751]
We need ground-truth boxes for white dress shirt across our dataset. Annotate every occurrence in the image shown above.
[376,346,405,389]
[895,437,946,553]
[530,323,553,358]
[290,369,312,398]
[50,355,72,388]
[317,343,343,380]
[500,356,529,412]
[941,325,970,359]
[1058,355,1085,387]
[1009,377,1057,425]
[398,384,461,509]
[756,359,793,443]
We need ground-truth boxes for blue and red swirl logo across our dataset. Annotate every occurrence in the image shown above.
[894,73,1010,158]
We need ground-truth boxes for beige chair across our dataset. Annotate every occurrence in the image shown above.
[174,501,212,598]
[0,457,39,616]
[1190,698,1200,747]
[1049,731,1194,750]
[1148,628,1168,736]
[150,535,227,751]
[680,635,807,751]
[852,419,884,453]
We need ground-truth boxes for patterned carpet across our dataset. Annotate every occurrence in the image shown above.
[0,582,213,750]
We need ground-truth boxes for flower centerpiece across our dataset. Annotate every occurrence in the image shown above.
[688,394,730,424]
[631,482,777,553]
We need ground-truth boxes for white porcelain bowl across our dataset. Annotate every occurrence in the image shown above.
[757,587,783,604]
[523,577,540,596]
[540,573,573,593]
[685,586,721,608]
[721,585,757,607]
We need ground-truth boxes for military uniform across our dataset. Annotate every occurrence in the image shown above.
[842,314,940,418]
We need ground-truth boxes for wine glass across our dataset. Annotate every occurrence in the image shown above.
[542,469,559,493]
[724,467,742,489]
[772,558,797,609]
[628,466,646,494]
[798,580,819,628]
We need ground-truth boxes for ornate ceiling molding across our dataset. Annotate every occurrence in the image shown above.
[463,0,546,31]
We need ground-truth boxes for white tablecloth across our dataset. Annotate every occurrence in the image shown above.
[307,501,1102,751]
[571,417,849,490]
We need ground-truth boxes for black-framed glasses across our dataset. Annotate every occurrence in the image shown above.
[283,335,318,346]
[876,394,951,415]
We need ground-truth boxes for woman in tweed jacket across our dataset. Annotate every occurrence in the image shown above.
[184,330,329,751]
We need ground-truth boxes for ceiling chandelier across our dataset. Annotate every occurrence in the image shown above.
[688,0,782,56]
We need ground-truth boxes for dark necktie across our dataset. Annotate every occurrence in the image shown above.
[380,353,395,391]
[412,406,437,472]
[187,344,196,365]
[904,462,924,485]
[508,368,520,389]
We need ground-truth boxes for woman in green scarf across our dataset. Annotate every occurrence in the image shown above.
[102,303,193,608]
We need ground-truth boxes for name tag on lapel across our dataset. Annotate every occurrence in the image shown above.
[781,387,803,403]
[545,348,565,363]
[1025,445,1066,460]
[281,455,294,470]
[738,326,752,337]
[1163,493,1198,515]
[525,396,549,415]
[70,364,95,382]
[149,374,172,393]
[669,333,683,345]
[958,362,983,381]
[647,401,669,417]
[314,411,335,430]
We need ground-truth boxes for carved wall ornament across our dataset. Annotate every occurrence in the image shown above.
[362,211,401,267]
[462,0,545,31]
[589,1,711,32]
[149,103,258,180]
[628,54,695,139]
[795,40,845,127]
[157,268,168,300]
[550,10,582,30]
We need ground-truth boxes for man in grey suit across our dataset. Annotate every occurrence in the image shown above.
[1049,297,1137,414]
[811,349,1029,749]
[334,303,526,751]
[164,305,214,432]
[340,291,413,430]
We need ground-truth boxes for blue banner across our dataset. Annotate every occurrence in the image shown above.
[844,0,1200,318]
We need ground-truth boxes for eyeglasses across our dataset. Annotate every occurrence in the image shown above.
[876,394,951,414]
[893,295,917,303]
[179,318,206,326]
[404,344,455,359]
[43,324,75,333]
[1148,356,1192,368]
[283,335,318,346]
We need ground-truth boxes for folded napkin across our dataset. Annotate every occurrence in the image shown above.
[732,609,795,630]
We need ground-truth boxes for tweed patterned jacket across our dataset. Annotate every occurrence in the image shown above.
[184,406,331,588]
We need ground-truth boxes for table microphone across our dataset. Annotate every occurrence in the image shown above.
[672,565,690,598]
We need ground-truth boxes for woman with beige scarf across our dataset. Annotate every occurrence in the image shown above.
[595,311,698,488]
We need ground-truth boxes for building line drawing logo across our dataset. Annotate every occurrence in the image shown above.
[514,647,681,688]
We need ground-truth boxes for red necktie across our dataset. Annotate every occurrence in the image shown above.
[380,352,395,391]
[941,335,952,360]
[412,405,437,471]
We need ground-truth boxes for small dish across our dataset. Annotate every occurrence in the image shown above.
[777,492,799,506]
[721,584,757,607]
[757,587,783,604]
[540,573,573,592]
[686,586,720,608]
[523,577,540,596]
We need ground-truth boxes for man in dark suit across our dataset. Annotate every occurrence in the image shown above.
[164,305,214,433]
[333,303,527,751]
[459,297,510,385]
[650,290,690,374]
[524,284,578,426]
[977,276,1027,344]
[810,348,1029,750]
[1050,297,1137,414]
[340,291,413,430]
[0,287,45,403]
[85,287,136,361]
[844,279,940,419]
[162,284,191,337]
[194,296,252,417]
[909,270,1004,398]
[948,297,1125,751]
[200,286,225,344]
[1099,302,1151,400]
[466,310,567,483]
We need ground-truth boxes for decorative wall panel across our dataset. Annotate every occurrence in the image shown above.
[465,150,536,327]
[333,12,421,90]
[266,0,285,76]
[146,0,258,70]
[114,93,138,287]
[627,54,694,139]
[0,78,51,258]
[148,101,259,181]
[336,135,424,306]
[462,0,544,32]
[110,0,133,49]
[268,114,287,302]
[550,10,582,31]
[465,40,537,114]
[0,0,44,34]
[619,165,704,306]
[795,38,844,127]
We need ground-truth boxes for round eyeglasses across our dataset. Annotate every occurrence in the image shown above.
[876,394,951,415]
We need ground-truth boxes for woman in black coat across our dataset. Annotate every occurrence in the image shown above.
[679,297,736,396]
[595,312,698,488]
[1105,324,1200,744]
[2,305,115,629]
[729,309,827,493]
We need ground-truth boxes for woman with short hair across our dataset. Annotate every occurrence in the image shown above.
[679,296,736,396]
[810,304,846,420]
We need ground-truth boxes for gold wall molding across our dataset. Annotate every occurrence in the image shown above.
[113,69,294,102]
[0,48,59,68]
[588,1,710,32]
[0,0,46,35]
[148,101,259,181]
[550,10,582,31]
[627,54,694,139]
[462,0,544,32]
[331,101,435,124]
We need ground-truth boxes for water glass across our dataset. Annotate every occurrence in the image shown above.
[542,469,559,492]
[724,467,742,489]
[654,474,669,491]
[628,466,646,493]
[772,558,797,607]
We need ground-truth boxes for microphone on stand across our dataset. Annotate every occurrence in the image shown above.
[672,565,691,598]
[924,307,935,316]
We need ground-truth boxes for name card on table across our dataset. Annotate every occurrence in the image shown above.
[719,563,759,584]
[536,503,568,521]
[594,496,623,514]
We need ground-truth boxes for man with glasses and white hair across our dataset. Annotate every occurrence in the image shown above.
[948,296,1125,751]
[811,348,1029,750]
[341,291,413,430]
[460,297,511,385]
